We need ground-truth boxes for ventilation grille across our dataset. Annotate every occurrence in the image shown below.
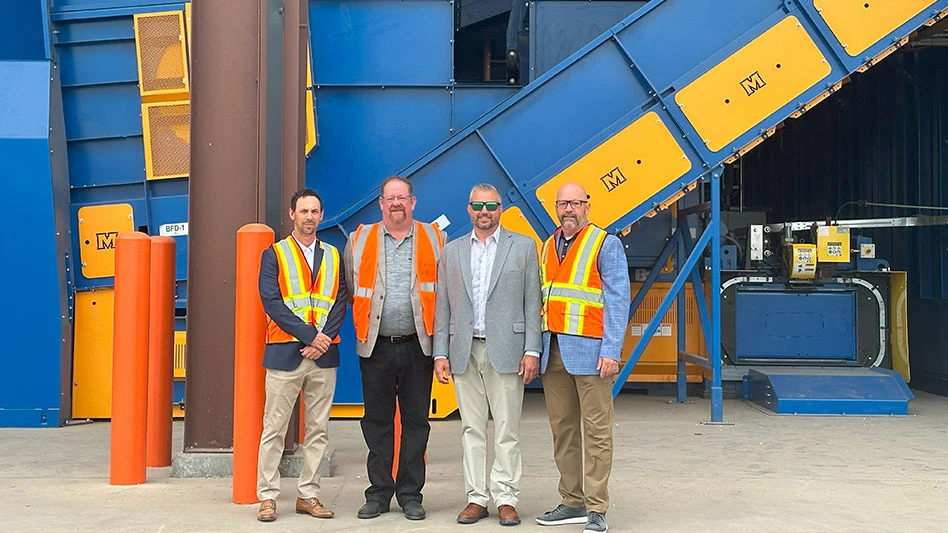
[173,331,187,379]
[143,101,191,180]
[134,12,189,97]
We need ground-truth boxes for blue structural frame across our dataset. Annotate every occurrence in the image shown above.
[319,0,948,422]
[614,174,724,422]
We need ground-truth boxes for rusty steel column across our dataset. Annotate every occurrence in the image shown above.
[281,0,308,235]
[185,0,263,451]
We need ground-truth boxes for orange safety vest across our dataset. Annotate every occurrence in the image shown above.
[350,221,444,343]
[266,236,341,344]
[540,224,607,338]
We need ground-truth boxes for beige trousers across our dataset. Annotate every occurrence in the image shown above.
[452,339,525,508]
[256,359,336,501]
[542,337,614,513]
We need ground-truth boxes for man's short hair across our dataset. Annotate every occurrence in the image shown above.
[290,188,322,211]
[469,183,500,202]
[380,176,413,197]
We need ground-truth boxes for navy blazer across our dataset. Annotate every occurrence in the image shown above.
[258,240,349,371]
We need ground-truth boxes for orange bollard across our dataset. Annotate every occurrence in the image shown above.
[392,402,402,479]
[146,236,176,468]
[110,232,151,485]
[233,224,275,504]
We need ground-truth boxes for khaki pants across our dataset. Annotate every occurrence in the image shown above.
[453,339,525,508]
[257,359,336,501]
[542,336,614,513]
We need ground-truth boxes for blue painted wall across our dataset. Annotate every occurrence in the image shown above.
[0,1,47,60]
[0,60,72,427]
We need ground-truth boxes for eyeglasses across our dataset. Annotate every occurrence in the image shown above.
[380,195,412,204]
[469,201,501,212]
[554,199,589,209]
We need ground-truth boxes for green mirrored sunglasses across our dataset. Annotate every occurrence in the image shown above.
[469,201,501,212]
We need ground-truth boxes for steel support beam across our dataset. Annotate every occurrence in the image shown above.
[185,0,296,451]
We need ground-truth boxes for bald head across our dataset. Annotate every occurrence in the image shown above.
[554,182,590,237]
[556,182,588,203]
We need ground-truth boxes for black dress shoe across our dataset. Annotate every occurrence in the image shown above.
[402,501,426,520]
[357,500,390,519]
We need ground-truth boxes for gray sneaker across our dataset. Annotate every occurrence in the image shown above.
[583,511,608,533]
[536,504,587,525]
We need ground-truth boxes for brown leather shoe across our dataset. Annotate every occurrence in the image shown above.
[257,499,276,522]
[498,504,521,526]
[296,497,334,518]
[456,502,489,524]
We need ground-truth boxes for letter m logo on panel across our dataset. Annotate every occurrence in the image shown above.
[96,231,119,250]
[600,167,627,193]
[740,71,766,96]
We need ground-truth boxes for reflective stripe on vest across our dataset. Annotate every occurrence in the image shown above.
[266,236,340,344]
[351,221,443,343]
[540,224,607,338]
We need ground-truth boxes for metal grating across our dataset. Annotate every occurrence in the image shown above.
[134,11,189,97]
[632,289,697,326]
[173,331,187,379]
[142,101,190,180]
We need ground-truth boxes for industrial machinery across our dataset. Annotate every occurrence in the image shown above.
[5,0,948,427]
[709,214,948,414]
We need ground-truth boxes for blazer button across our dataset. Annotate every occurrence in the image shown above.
[379,295,384,300]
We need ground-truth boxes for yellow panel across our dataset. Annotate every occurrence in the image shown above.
[134,11,189,100]
[330,405,365,419]
[72,289,115,419]
[305,89,317,155]
[889,271,910,381]
[174,331,187,379]
[142,100,191,180]
[676,16,831,152]
[788,243,817,280]
[77,203,134,279]
[184,3,192,68]
[500,206,542,258]
[429,376,458,419]
[817,225,851,263]
[330,379,459,420]
[815,0,934,57]
[623,283,705,383]
[535,112,691,229]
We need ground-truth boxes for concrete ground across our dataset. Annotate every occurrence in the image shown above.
[3,391,948,532]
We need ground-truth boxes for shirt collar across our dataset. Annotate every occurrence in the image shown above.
[558,223,587,243]
[382,222,414,238]
[291,232,319,253]
[471,226,501,245]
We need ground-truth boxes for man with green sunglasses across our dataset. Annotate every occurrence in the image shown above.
[433,183,542,527]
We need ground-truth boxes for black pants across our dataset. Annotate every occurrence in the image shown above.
[360,337,434,506]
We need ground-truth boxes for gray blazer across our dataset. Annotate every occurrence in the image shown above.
[433,227,542,374]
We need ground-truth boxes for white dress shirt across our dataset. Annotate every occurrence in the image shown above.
[292,232,317,271]
[470,226,500,338]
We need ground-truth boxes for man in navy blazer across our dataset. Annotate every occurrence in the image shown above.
[255,189,348,522]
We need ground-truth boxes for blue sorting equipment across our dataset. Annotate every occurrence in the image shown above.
[735,289,856,362]
[743,367,914,416]
[320,0,948,250]
[53,1,190,294]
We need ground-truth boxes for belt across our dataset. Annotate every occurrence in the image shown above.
[377,333,417,344]
[473,335,486,340]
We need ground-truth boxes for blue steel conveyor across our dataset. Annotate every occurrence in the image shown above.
[322,0,948,421]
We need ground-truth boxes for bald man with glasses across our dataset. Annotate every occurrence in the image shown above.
[433,183,542,526]
[536,182,630,533]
